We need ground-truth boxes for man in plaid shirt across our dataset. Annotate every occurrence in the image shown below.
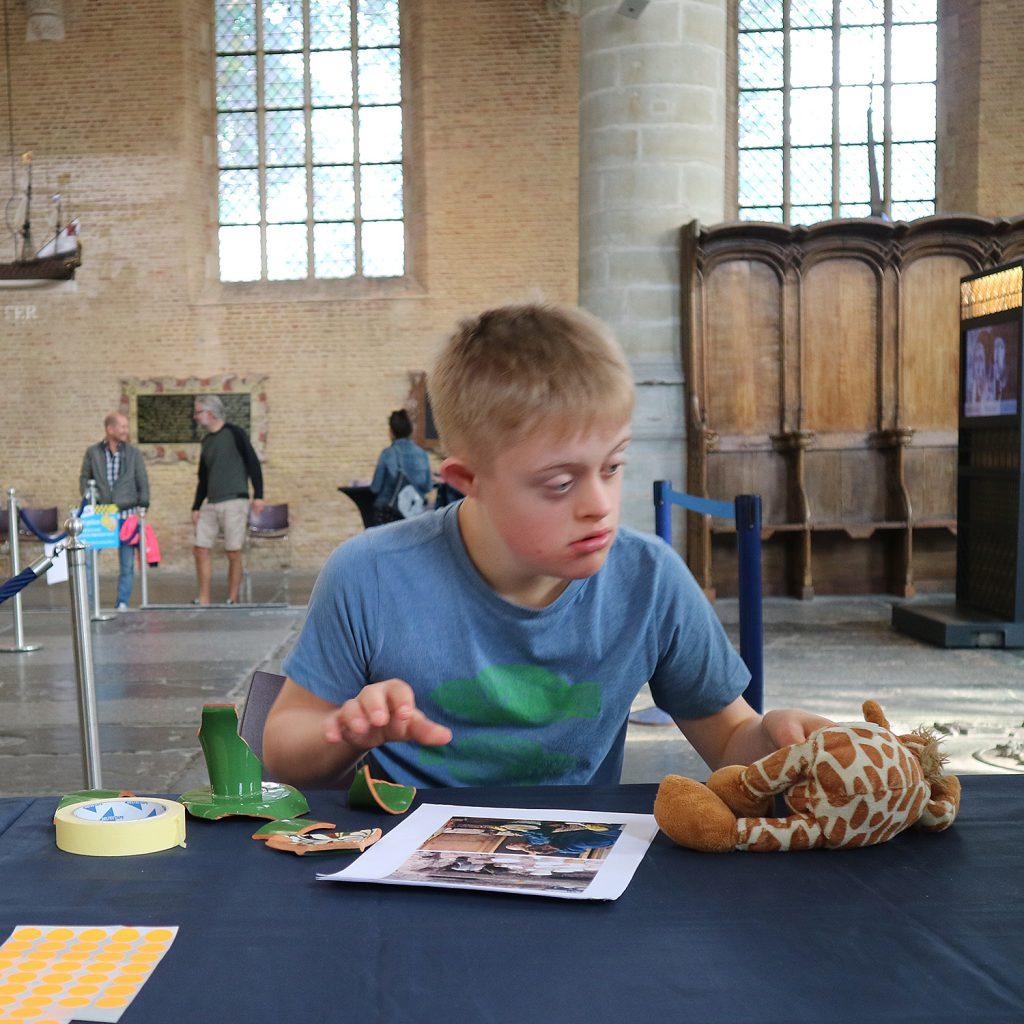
[79,412,151,610]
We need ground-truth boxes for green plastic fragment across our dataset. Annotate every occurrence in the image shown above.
[251,818,334,839]
[347,765,416,815]
[179,704,309,821]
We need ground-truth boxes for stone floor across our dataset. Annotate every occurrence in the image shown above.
[1,566,1022,797]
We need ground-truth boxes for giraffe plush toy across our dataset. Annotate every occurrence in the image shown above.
[654,700,962,853]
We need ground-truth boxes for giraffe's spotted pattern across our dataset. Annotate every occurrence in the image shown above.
[732,721,960,853]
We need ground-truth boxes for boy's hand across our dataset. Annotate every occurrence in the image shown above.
[323,678,453,751]
[761,708,834,749]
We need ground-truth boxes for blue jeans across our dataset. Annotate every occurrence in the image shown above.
[116,538,135,606]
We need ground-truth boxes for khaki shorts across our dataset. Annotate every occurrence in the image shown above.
[195,498,249,551]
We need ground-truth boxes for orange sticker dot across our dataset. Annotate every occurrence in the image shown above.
[120,964,151,976]
[0,983,27,995]
[106,983,139,994]
[145,929,173,942]
[6,973,37,984]
[44,973,74,985]
[12,928,42,941]
[19,995,53,1008]
[33,942,64,954]
[95,951,124,963]
[85,962,113,974]
[78,929,107,942]
[0,994,14,1005]
[32,984,64,996]
[111,929,139,943]
[1,941,30,954]
[96,997,129,1009]
[68,984,101,996]
[58,996,90,1007]
[46,929,73,942]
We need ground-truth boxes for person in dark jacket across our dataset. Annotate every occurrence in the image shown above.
[191,395,264,605]
[79,412,150,610]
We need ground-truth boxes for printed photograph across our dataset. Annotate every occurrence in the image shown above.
[964,321,1020,418]
[388,851,602,894]
[416,816,623,860]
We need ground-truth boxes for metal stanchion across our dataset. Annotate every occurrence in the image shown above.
[65,513,103,788]
[137,507,149,608]
[86,479,114,622]
[0,487,41,653]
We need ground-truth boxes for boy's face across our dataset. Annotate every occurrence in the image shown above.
[465,419,631,584]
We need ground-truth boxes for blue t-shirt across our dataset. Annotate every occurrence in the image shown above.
[282,502,749,787]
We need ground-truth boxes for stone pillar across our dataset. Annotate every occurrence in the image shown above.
[938,0,1024,218]
[578,0,727,536]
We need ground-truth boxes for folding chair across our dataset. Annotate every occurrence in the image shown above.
[238,669,364,787]
[241,503,290,604]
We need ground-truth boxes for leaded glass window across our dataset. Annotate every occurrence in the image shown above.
[215,0,404,281]
[737,0,936,224]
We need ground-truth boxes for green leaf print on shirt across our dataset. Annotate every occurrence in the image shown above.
[430,664,601,726]
[419,735,579,786]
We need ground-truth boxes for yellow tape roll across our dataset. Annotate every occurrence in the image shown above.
[54,798,187,857]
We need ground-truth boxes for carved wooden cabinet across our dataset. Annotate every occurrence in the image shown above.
[681,216,1024,598]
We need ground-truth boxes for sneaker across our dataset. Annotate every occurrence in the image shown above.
[225,599,236,606]
[115,603,129,612]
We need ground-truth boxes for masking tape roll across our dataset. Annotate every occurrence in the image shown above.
[54,798,187,857]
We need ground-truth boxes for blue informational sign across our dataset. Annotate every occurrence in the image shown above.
[80,505,120,550]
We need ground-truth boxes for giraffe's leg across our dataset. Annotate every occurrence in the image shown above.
[916,775,961,832]
[654,775,740,852]
[739,738,816,804]
[736,813,825,853]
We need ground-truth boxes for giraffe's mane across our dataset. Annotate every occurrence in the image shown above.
[903,726,948,783]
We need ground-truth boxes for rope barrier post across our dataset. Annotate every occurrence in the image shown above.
[654,480,672,546]
[65,513,103,788]
[86,479,114,623]
[0,487,41,654]
[735,494,765,715]
[137,507,149,608]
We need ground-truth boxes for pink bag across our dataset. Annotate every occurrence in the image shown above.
[120,516,161,565]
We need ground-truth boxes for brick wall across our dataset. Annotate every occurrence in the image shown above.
[1,0,580,571]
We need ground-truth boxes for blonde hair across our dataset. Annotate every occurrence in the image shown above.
[429,303,634,461]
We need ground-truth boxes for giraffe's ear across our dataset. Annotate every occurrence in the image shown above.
[863,700,891,730]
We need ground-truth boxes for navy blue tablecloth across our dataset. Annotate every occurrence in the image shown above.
[1,777,1022,1023]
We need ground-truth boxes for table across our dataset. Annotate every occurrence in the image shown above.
[1,777,1022,1023]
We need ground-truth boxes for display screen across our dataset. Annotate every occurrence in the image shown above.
[964,321,1020,418]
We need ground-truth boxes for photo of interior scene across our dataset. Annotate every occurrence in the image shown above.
[388,851,602,895]
[418,816,624,860]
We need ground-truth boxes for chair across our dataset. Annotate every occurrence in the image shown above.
[241,503,290,604]
[238,669,364,787]
[17,506,60,542]
[339,485,377,529]
[238,670,287,761]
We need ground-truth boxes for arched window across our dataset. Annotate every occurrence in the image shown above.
[215,0,404,281]
[737,0,936,224]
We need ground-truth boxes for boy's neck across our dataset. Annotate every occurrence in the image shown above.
[456,498,570,609]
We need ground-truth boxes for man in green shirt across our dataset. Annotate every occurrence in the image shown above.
[191,395,264,605]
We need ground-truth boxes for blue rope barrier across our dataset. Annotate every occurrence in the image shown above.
[0,567,37,606]
[0,547,59,606]
[16,496,88,543]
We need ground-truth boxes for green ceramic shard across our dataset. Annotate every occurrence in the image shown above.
[56,789,134,813]
[348,765,416,815]
[179,704,309,821]
[251,818,335,840]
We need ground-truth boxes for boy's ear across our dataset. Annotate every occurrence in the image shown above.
[440,456,476,497]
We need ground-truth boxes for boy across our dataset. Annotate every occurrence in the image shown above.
[263,304,830,788]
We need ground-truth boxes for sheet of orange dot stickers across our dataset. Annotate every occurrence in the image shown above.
[0,925,177,1024]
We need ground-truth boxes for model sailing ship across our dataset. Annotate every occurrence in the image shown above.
[1,152,81,285]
